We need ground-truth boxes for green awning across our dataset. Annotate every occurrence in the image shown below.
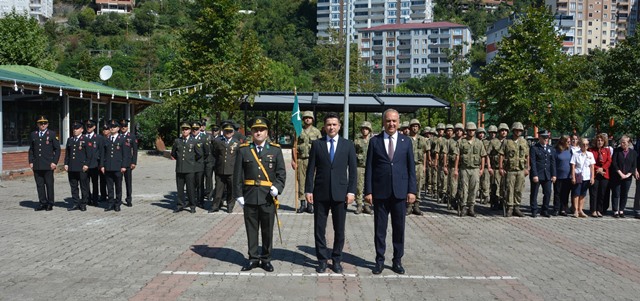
[0,65,160,104]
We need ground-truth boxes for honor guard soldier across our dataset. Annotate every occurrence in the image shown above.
[119,119,138,207]
[408,119,427,215]
[101,120,131,212]
[354,121,373,214]
[84,120,101,206]
[234,117,286,273]
[457,122,487,217]
[99,122,111,202]
[65,121,90,211]
[292,111,322,213]
[447,123,464,208]
[429,125,442,199]
[488,124,508,210]
[477,127,492,204]
[29,115,61,211]
[171,122,203,213]
[422,126,432,196]
[499,122,529,217]
[190,121,207,208]
[198,120,216,207]
[210,122,241,213]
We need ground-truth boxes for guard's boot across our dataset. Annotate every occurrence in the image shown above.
[406,204,412,216]
[355,204,363,215]
[506,206,513,217]
[467,206,476,217]
[297,201,306,213]
[363,204,373,214]
[513,206,524,217]
[413,202,424,216]
[306,201,314,214]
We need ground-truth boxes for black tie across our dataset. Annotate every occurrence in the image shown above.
[257,146,263,156]
[111,136,115,143]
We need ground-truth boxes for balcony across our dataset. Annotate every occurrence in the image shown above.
[397,34,412,40]
[397,44,411,50]
[397,63,412,69]
[397,73,412,79]
[397,53,411,60]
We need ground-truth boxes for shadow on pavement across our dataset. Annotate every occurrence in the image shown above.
[295,245,374,269]
[190,245,246,266]
[19,200,40,209]
[151,192,178,210]
[273,247,315,268]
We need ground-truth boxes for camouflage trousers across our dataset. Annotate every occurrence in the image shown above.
[429,164,438,193]
[459,168,480,207]
[438,165,448,195]
[504,170,525,206]
[479,167,490,199]
[415,163,425,197]
[356,166,365,206]
[448,167,458,199]
[491,171,505,205]
[296,158,308,201]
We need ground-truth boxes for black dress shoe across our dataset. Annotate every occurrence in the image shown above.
[80,205,87,211]
[46,204,53,211]
[620,213,625,218]
[125,201,132,207]
[190,207,196,214]
[208,208,219,213]
[35,204,47,211]
[372,263,384,275]
[316,261,327,273]
[114,205,121,212]
[391,263,405,274]
[241,261,260,271]
[541,211,550,218]
[332,262,343,273]
[227,207,234,213]
[69,206,80,211]
[260,261,274,272]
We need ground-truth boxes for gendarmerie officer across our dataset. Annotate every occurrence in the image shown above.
[65,121,90,211]
[210,122,240,213]
[101,120,131,212]
[199,120,216,207]
[84,120,102,206]
[191,121,208,208]
[29,115,61,211]
[171,122,203,213]
[234,117,286,272]
[120,119,138,207]
[99,122,111,203]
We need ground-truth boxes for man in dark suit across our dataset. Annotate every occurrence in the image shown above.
[234,117,286,272]
[100,120,131,212]
[65,121,90,211]
[29,115,61,211]
[120,119,138,207]
[305,112,357,274]
[364,109,416,275]
[84,120,101,206]
[99,122,111,203]
[529,129,556,217]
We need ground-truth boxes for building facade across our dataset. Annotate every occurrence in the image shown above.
[357,22,472,91]
[0,0,53,23]
[95,0,135,15]
[317,0,434,41]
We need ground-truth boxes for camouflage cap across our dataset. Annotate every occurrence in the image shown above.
[511,122,524,131]
[445,124,454,130]
[454,123,464,130]
[465,122,477,130]
[409,119,421,127]
[436,123,445,130]
[302,111,314,119]
[400,121,410,129]
[498,123,509,131]
[487,125,498,133]
[360,121,372,130]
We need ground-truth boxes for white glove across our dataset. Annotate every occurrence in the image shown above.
[236,197,245,208]
[270,186,278,197]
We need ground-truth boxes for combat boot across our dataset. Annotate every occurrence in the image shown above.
[413,202,424,216]
[363,204,373,214]
[467,206,476,217]
[297,201,306,214]
[513,206,524,217]
[506,206,513,217]
[306,201,314,214]
[406,204,412,216]
[355,204,363,215]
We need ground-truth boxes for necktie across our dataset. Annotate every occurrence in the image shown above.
[388,136,394,160]
[111,136,115,143]
[257,146,263,156]
[39,132,43,137]
[329,138,335,162]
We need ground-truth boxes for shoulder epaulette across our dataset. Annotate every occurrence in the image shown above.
[239,142,250,148]
[269,142,281,148]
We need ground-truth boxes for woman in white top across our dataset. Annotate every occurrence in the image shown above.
[570,138,596,218]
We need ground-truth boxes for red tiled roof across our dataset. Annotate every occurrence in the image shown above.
[359,21,468,32]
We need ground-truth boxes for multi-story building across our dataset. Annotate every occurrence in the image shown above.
[95,0,135,15]
[0,0,53,23]
[357,22,472,91]
[317,0,434,41]
[486,14,576,63]
[546,0,639,54]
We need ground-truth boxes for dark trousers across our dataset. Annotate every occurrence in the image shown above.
[373,197,406,265]
[123,167,133,203]
[589,176,609,214]
[244,203,275,263]
[313,200,347,263]
[87,167,100,203]
[213,174,233,210]
[34,169,54,205]
[105,170,123,207]
[176,172,196,209]
[530,179,552,213]
[99,171,108,201]
[204,164,214,199]
[612,178,632,212]
[553,178,571,213]
[68,171,89,206]
[634,180,640,215]
[194,170,203,205]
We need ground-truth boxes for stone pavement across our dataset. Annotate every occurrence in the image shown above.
[1,150,640,301]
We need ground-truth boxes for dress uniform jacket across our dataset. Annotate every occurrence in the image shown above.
[212,137,240,175]
[101,134,131,171]
[233,142,286,206]
[122,132,138,165]
[85,132,102,169]
[28,129,61,170]
[172,136,202,173]
[529,142,556,181]
[64,135,90,171]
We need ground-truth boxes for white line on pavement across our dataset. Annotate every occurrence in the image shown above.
[159,271,518,280]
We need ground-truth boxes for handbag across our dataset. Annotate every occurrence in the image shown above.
[575,173,583,184]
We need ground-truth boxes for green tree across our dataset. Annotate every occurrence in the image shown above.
[92,13,127,36]
[77,7,96,29]
[479,6,585,131]
[0,10,54,69]
[132,4,158,36]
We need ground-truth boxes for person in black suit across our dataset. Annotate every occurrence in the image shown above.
[29,115,61,211]
[84,120,102,206]
[529,129,556,217]
[610,135,637,217]
[100,120,131,212]
[120,119,138,207]
[305,112,357,274]
[99,123,111,203]
[64,121,90,211]
[364,109,417,275]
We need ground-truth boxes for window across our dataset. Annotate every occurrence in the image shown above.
[603,22,607,27]
[414,39,419,45]
[421,58,428,64]
[430,68,438,73]
[578,20,582,27]
[413,49,419,54]
[453,38,462,45]
[387,59,395,65]
[387,40,395,47]
[413,68,419,73]
[413,58,419,64]
[387,49,395,55]
[577,38,582,44]
[362,41,370,48]
[430,58,438,63]
[402,1,410,7]
[453,29,462,35]
[387,69,394,75]
[387,78,394,85]
[373,40,382,46]
[389,18,396,24]
[421,68,427,74]
[361,51,370,57]
[388,2,396,8]
[422,49,427,54]
[362,32,370,38]
[588,30,592,35]
[577,29,582,35]
[588,39,592,44]
[570,3,576,9]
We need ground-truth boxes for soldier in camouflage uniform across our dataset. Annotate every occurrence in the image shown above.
[407,119,427,215]
[400,121,410,136]
[435,123,449,202]
[457,122,488,217]
[354,121,373,214]
[421,126,432,197]
[499,122,529,217]
[447,123,463,208]
[477,127,492,204]
[488,123,508,210]
[292,111,322,213]
[429,126,440,198]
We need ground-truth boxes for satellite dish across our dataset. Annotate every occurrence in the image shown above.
[99,65,113,81]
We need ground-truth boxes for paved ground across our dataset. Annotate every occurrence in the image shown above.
[1,150,640,301]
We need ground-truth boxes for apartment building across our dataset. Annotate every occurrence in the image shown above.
[317,0,433,41]
[95,0,135,15]
[357,22,472,91]
[0,0,52,23]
